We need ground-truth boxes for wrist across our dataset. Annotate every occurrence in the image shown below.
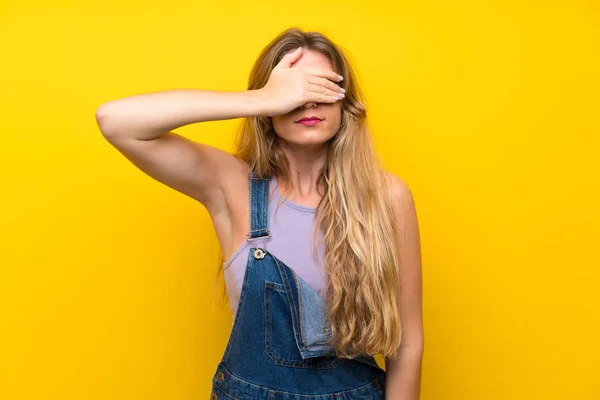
[243,89,267,118]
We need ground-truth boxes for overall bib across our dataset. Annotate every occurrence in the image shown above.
[210,171,386,400]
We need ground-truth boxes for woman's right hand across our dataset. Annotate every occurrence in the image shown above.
[253,47,346,117]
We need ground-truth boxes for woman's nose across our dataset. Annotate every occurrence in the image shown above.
[301,102,317,109]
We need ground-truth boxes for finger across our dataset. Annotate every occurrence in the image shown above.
[274,47,303,70]
[307,85,345,102]
[307,76,346,94]
[306,67,343,83]
[305,93,342,104]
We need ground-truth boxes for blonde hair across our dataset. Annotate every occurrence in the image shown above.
[214,27,402,359]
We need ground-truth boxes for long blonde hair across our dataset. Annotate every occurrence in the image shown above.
[214,27,402,359]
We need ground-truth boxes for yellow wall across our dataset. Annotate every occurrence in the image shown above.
[1,1,598,399]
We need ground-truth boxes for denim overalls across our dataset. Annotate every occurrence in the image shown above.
[210,171,386,400]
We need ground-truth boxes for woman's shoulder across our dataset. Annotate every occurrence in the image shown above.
[383,171,410,195]
[383,171,416,215]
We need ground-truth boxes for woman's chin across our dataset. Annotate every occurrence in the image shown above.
[281,136,332,149]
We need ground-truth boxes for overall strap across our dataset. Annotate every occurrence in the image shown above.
[247,170,271,240]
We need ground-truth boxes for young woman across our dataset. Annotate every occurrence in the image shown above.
[95,27,423,400]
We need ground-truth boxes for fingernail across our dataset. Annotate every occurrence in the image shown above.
[338,74,344,81]
[340,87,346,93]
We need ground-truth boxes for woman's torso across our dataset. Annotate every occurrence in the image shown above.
[222,174,328,319]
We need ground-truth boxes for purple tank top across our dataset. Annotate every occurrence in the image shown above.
[222,175,328,319]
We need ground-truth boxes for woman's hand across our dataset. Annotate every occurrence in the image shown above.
[253,47,345,117]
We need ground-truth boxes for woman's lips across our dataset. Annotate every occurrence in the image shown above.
[297,119,322,126]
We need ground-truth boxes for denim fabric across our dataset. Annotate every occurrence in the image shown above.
[210,171,386,399]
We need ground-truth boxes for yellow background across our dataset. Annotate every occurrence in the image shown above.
[1,1,598,399]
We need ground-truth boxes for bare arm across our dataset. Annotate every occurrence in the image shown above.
[95,89,263,140]
[384,174,424,400]
[95,89,263,213]
[94,48,345,216]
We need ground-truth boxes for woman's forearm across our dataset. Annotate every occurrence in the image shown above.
[385,345,423,399]
[95,89,263,140]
